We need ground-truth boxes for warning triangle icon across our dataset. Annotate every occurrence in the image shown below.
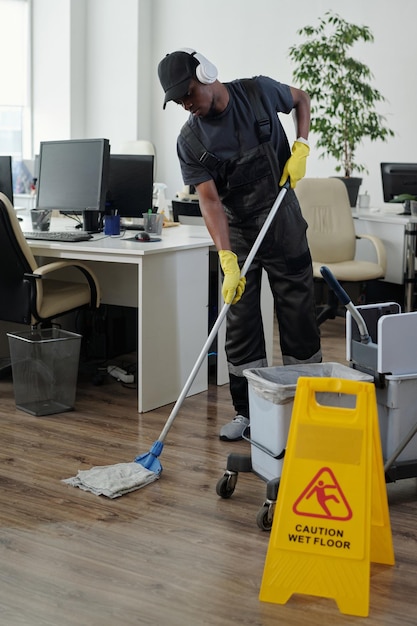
[293,467,353,521]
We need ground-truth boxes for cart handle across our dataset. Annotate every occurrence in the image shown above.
[242,426,286,460]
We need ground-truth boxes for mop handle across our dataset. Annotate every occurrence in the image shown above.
[157,181,290,443]
[320,265,371,344]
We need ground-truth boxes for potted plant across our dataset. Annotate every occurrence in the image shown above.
[288,11,395,206]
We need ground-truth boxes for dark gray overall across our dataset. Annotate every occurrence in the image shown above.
[181,81,321,417]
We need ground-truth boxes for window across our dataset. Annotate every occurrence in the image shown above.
[0,0,31,165]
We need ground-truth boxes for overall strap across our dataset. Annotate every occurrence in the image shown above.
[240,78,271,143]
[180,123,222,172]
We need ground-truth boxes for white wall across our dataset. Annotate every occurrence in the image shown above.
[150,0,417,205]
[32,0,151,153]
[32,0,417,206]
[82,0,142,146]
[32,0,72,148]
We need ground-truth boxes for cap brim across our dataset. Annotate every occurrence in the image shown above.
[162,78,191,109]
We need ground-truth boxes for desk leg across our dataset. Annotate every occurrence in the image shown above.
[138,247,209,412]
[404,223,417,312]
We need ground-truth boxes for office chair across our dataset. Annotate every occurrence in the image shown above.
[0,192,101,374]
[295,178,387,325]
[118,140,157,177]
[171,199,203,224]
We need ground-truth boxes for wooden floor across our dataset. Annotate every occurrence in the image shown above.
[1,317,417,625]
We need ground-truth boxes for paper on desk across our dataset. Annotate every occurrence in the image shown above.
[379,205,405,214]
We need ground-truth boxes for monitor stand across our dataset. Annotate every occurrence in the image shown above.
[120,217,144,231]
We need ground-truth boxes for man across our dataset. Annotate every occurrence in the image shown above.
[158,49,321,441]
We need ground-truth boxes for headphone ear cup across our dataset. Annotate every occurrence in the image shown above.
[193,52,218,84]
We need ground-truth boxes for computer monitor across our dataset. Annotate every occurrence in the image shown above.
[36,138,110,217]
[381,163,417,209]
[106,154,154,219]
[0,156,13,202]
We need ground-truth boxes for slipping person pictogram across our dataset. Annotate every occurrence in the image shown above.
[293,467,353,521]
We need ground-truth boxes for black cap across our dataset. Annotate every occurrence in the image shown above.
[158,51,199,109]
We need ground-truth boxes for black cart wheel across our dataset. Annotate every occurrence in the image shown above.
[216,474,237,499]
[256,503,274,531]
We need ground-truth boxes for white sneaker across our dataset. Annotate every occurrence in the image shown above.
[219,415,250,441]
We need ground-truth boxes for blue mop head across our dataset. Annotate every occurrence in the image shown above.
[134,440,164,475]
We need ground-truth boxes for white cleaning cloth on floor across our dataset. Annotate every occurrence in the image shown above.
[63,461,159,498]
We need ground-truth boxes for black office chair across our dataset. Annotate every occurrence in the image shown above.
[0,192,101,375]
[171,199,203,224]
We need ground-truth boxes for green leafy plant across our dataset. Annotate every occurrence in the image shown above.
[288,12,394,177]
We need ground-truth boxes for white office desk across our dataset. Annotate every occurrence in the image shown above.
[352,209,417,311]
[17,214,274,413]
[25,219,213,413]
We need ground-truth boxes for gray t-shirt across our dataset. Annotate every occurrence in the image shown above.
[177,75,294,187]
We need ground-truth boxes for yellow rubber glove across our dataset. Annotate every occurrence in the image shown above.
[218,250,246,305]
[279,139,310,189]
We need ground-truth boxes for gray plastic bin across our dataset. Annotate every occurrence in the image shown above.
[243,363,373,482]
[376,372,417,463]
[7,328,82,416]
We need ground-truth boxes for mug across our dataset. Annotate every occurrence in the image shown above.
[83,209,101,233]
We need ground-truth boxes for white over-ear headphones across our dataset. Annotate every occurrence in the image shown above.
[179,48,218,84]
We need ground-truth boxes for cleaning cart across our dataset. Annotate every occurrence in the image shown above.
[325,264,417,482]
[346,302,417,481]
[215,362,373,530]
[216,266,417,530]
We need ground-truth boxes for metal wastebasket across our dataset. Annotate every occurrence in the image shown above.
[7,328,82,416]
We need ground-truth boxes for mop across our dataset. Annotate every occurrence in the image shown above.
[63,182,289,497]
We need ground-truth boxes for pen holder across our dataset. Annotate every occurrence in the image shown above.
[358,193,370,209]
[143,212,163,236]
[104,214,121,236]
[31,209,52,232]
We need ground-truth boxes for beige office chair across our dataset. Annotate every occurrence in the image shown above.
[295,178,387,325]
[119,139,155,155]
[119,140,157,177]
[0,192,101,328]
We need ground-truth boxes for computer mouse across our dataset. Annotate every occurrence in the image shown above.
[135,231,151,241]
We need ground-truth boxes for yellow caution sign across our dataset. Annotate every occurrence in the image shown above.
[259,377,394,618]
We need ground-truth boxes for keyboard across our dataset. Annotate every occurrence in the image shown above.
[23,230,93,242]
